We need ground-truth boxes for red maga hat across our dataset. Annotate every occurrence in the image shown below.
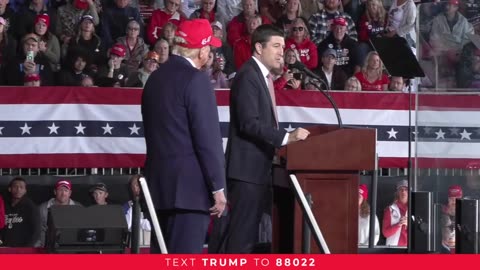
[175,19,222,49]
[35,14,50,28]
[55,179,72,190]
[359,184,368,201]
[448,185,463,198]
[110,43,127,57]
[332,17,348,27]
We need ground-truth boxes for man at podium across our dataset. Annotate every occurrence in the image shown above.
[212,24,310,253]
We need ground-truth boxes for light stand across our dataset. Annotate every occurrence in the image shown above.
[370,37,425,253]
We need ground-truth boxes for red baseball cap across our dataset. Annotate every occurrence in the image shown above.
[332,17,348,27]
[74,0,89,10]
[110,43,127,57]
[448,185,463,198]
[359,184,368,201]
[35,14,50,28]
[175,19,222,49]
[55,179,72,190]
[24,73,40,82]
[449,0,459,5]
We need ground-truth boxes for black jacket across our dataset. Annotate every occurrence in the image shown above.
[314,65,348,90]
[1,196,41,247]
[317,33,361,77]
[226,58,287,184]
[141,55,225,211]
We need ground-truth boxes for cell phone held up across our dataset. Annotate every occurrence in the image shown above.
[293,72,304,81]
[26,51,34,62]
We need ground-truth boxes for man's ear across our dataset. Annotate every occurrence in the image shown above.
[254,42,262,55]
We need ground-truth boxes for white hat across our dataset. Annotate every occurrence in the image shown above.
[211,21,223,30]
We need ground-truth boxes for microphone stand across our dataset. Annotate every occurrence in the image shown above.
[290,61,343,128]
[407,78,413,254]
[307,79,343,129]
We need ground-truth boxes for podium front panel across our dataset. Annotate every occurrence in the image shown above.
[294,173,358,254]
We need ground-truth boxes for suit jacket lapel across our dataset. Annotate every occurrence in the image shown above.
[249,59,276,121]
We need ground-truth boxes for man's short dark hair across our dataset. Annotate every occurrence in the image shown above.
[8,176,26,188]
[250,24,284,54]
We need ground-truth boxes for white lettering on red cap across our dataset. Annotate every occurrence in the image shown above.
[201,36,211,45]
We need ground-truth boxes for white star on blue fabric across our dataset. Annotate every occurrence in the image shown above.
[387,128,398,139]
[47,122,60,134]
[102,123,114,135]
[435,129,445,140]
[284,124,295,132]
[129,123,140,135]
[75,123,86,134]
[450,127,460,135]
[460,129,472,140]
[20,123,32,135]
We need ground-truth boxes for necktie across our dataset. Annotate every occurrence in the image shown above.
[266,74,279,128]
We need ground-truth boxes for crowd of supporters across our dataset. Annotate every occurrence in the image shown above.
[0,175,466,251]
[1,0,478,90]
[0,176,150,247]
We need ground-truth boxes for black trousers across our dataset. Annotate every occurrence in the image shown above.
[150,209,210,254]
[209,179,272,254]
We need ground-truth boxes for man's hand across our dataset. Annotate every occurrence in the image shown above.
[287,128,310,144]
[209,190,227,218]
[23,60,36,74]
[282,70,294,81]
[287,79,301,89]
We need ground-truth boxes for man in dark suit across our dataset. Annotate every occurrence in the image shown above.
[211,24,310,253]
[311,48,347,90]
[141,19,227,254]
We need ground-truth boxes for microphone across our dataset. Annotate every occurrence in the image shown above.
[288,61,343,128]
[288,61,328,89]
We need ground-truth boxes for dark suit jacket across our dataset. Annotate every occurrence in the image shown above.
[225,58,287,185]
[141,55,226,212]
[315,66,348,90]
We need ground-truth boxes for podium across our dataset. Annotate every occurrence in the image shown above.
[273,125,376,254]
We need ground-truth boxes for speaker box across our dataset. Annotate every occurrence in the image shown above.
[410,191,433,253]
[46,205,128,254]
[456,198,479,254]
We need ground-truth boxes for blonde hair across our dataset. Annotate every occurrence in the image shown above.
[290,17,310,39]
[359,199,370,218]
[283,0,303,18]
[284,48,300,63]
[366,0,386,24]
[162,22,177,35]
[345,76,362,91]
[171,36,201,59]
[362,51,384,79]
